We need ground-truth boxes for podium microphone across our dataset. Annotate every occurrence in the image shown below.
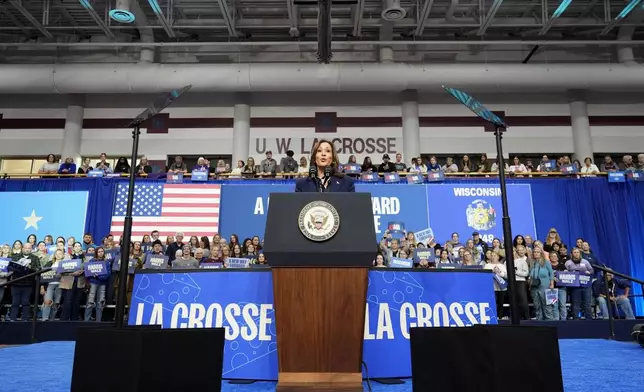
[309,165,323,193]
[321,166,333,193]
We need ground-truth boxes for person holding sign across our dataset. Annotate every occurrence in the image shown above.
[0,244,11,314]
[7,242,41,321]
[484,252,507,319]
[565,248,594,320]
[84,247,111,322]
[529,247,555,321]
[295,139,355,193]
[549,252,568,321]
[59,242,86,321]
[41,249,65,321]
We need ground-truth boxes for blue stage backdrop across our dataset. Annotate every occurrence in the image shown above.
[129,270,497,380]
[426,184,536,243]
[0,191,89,245]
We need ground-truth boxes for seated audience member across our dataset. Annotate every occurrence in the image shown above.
[508,157,527,174]
[513,245,531,320]
[442,157,459,173]
[461,250,475,266]
[572,159,582,171]
[484,252,507,319]
[257,253,268,265]
[134,157,152,175]
[280,150,299,175]
[39,154,60,174]
[476,154,491,173]
[565,248,594,320]
[436,249,451,265]
[297,157,309,176]
[96,160,113,174]
[378,154,396,173]
[213,159,227,175]
[525,159,534,172]
[84,247,111,322]
[601,155,619,172]
[168,155,188,173]
[58,157,76,175]
[361,157,377,173]
[529,247,555,320]
[150,240,165,256]
[194,248,206,263]
[114,157,130,174]
[537,155,552,172]
[229,160,244,178]
[426,156,441,172]
[416,258,431,269]
[193,157,209,172]
[393,153,407,172]
[96,153,110,169]
[165,232,185,264]
[460,155,472,172]
[173,247,199,269]
[549,252,568,320]
[260,151,278,176]
[619,155,636,171]
[243,157,257,177]
[408,157,427,174]
[594,273,635,320]
[637,153,644,170]
[77,158,93,174]
[580,157,600,174]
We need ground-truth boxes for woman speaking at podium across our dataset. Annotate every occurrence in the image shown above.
[295,139,355,192]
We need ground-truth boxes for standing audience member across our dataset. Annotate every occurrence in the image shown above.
[60,242,86,321]
[549,252,568,320]
[260,151,278,176]
[484,252,507,319]
[529,247,555,320]
[165,232,185,264]
[168,156,188,173]
[513,245,531,320]
[41,249,65,321]
[565,248,594,319]
[8,242,41,321]
[84,247,111,321]
[393,153,407,172]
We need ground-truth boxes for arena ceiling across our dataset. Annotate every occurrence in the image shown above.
[0,0,643,63]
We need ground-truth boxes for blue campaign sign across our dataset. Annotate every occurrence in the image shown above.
[57,259,82,273]
[363,270,497,378]
[608,172,626,183]
[555,271,579,287]
[129,269,496,380]
[84,260,109,277]
[413,248,435,263]
[191,170,208,182]
[129,271,277,380]
[0,257,9,272]
[356,184,429,236]
[425,184,536,244]
[0,191,89,246]
[578,273,592,287]
[144,254,169,270]
[389,257,413,268]
[218,184,294,241]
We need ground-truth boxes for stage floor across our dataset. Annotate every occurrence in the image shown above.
[0,339,642,392]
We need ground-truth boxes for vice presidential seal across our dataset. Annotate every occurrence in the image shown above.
[466,199,497,231]
[298,201,340,242]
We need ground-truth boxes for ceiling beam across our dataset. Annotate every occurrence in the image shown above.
[414,0,435,36]
[147,0,176,38]
[477,0,503,36]
[351,0,365,37]
[538,0,572,36]
[78,0,116,39]
[215,0,237,37]
[9,0,53,39]
[600,0,643,36]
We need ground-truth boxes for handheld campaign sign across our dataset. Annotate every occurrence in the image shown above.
[47,245,57,255]
[437,263,460,269]
[0,258,9,272]
[361,172,379,182]
[84,261,109,278]
[426,171,445,182]
[630,170,644,181]
[560,164,578,174]
[167,173,184,184]
[406,174,424,184]
[227,257,250,269]
[87,170,104,178]
[384,173,400,183]
[342,164,361,174]
[414,228,434,244]
[554,271,579,287]
[608,172,626,183]
[40,268,57,283]
[413,249,435,264]
[112,259,137,274]
[144,254,169,269]
[104,249,120,262]
[141,242,153,254]
[389,257,413,268]
[493,274,508,290]
[191,170,208,182]
[460,264,484,269]
[57,259,82,273]
[545,289,559,305]
[387,221,406,238]
[542,160,556,171]
[578,273,592,287]
[200,262,223,269]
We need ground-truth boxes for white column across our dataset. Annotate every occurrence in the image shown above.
[570,99,593,162]
[401,90,420,162]
[61,100,84,165]
[232,103,251,164]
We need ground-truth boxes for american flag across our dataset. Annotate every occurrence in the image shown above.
[110,183,221,242]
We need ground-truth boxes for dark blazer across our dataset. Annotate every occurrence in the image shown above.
[295,175,355,193]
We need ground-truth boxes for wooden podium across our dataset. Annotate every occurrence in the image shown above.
[263,193,376,391]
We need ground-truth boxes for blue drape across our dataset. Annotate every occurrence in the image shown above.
[1,177,642,313]
[0,178,117,243]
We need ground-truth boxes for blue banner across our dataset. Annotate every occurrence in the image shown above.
[388,257,413,268]
[356,184,429,236]
[554,271,579,287]
[129,269,496,380]
[0,191,89,246]
[144,254,169,270]
[425,184,536,244]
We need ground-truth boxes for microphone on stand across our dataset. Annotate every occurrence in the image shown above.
[321,166,333,193]
[309,164,323,193]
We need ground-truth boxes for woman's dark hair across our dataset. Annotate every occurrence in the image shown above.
[512,235,525,247]
[200,236,210,250]
[94,247,106,260]
[46,154,56,163]
[26,234,37,243]
[308,139,345,177]
[230,234,239,245]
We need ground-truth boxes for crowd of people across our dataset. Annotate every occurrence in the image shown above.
[0,227,636,323]
[34,152,644,178]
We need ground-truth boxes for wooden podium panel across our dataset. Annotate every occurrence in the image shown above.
[272,267,368,391]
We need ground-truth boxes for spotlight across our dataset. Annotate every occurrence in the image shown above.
[109,0,136,23]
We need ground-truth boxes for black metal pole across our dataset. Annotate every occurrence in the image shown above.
[602,271,616,340]
[495,127,520,325]
[114,124,141,328]
[31,274,41,343]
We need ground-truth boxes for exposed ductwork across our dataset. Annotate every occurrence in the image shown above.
[131,1,155,63]
[616,5,644,66]
[381,0,406,22]
[1,63,644,94]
